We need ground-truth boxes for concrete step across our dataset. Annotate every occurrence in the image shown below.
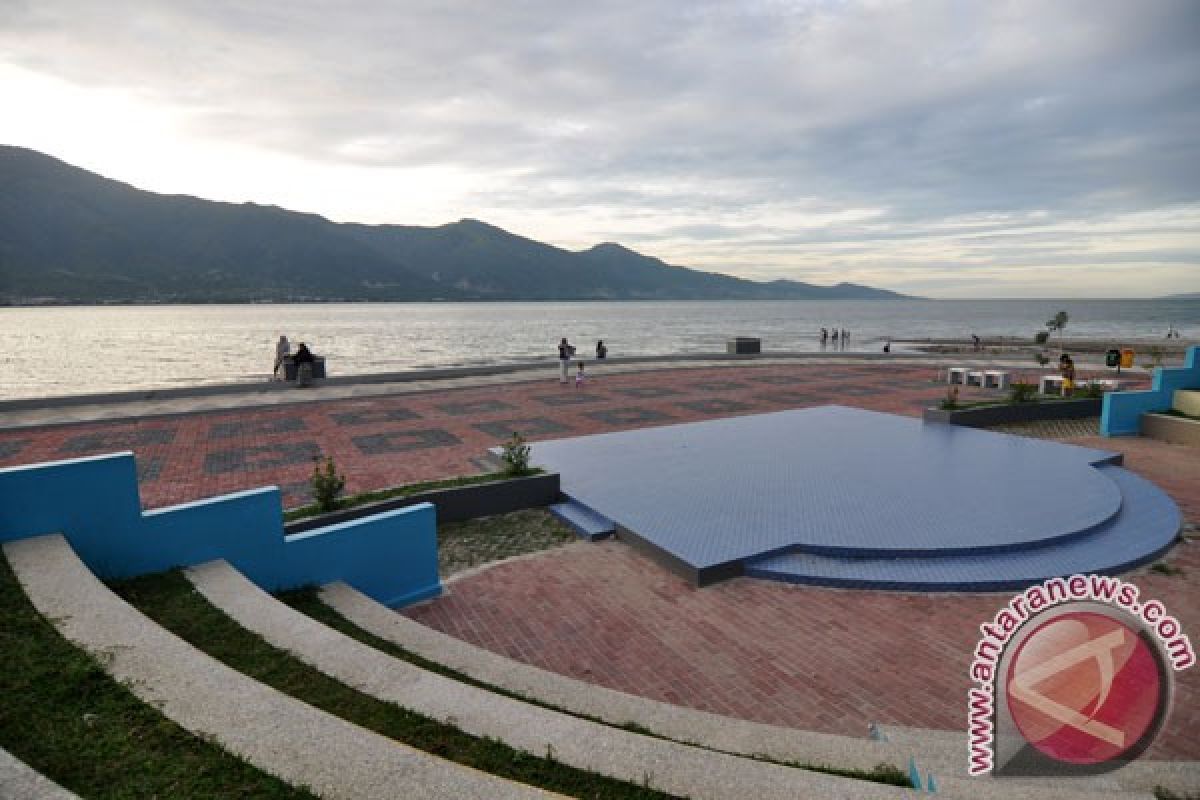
[0,746,81,800]
[186,559,919,800]
[3,534,558,800]
[317,582,1157,800]
[876,724,1199,796]
[1173,389,1200,416]
[746,465,1180,590]
[548,499,616,540]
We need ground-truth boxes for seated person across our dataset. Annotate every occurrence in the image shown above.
[293,342,315,364]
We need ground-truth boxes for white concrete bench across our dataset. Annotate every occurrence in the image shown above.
[983,370,1010,389]
[946,367,969,384]
[1039,374,1066,395]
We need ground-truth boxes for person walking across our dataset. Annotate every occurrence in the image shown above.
[273,334,291,380]
[557,337,575,383]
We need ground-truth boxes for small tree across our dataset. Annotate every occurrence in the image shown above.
[1046,310,1069,354]
[310,456,346,512]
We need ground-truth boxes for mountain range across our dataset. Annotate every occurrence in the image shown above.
[0,146,906,304]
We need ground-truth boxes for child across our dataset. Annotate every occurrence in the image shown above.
[575,361,587,388]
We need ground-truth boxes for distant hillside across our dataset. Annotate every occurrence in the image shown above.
[1162,292,1200,300]
[0,146,909,303]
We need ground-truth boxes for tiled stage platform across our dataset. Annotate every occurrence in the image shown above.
[533,406,1182,589]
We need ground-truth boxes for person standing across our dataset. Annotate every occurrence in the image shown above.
[273,334,291,380]
[596,340,608,359]
[557,337,575,383]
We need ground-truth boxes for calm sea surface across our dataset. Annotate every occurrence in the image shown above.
[1,299,1196,400]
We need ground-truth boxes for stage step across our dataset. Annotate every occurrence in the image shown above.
[746,465,1181,591]
[549,500,616,540]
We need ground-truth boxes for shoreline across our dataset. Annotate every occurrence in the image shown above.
[901,336,1196,357]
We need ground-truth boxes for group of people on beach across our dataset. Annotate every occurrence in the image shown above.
[557,337,606,386]
[819,327,852,351]
[272,334,315,381]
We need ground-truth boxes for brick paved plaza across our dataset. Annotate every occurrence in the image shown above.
[2,360,1196,759]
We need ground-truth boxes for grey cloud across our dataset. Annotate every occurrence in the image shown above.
[2,0,1198,294]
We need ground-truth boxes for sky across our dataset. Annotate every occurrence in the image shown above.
[2,1,1199,298]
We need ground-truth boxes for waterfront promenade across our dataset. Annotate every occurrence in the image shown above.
[1,354,1195,760]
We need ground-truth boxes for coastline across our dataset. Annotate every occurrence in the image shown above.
[902,336,1196,357]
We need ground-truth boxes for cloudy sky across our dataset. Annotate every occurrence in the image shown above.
[3,0,1198,297]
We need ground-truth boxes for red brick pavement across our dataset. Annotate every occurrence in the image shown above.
[5,361,1195,758]
[408,539,1199,760]
[0,362,1025,508]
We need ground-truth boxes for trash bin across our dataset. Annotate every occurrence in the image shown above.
[1105,349,1121,368]
[727,337,761,354]
[1120,348,1135,369]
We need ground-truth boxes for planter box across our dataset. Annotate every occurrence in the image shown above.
[923,398,1103,428]
[1142,414,1200,447]
[285,472,561,535]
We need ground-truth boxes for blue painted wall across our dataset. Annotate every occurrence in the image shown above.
[1102,345,1200,436]
[0,451,440,607]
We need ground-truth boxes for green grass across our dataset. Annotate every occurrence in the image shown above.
[1163,409,1200,422]
[112,570,676,799]
[437,508,577,576]
[1149,562,1186,577]
[283,469,541,522]
[0,556,315,799]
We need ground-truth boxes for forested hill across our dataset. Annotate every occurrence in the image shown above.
[0,146,908,303]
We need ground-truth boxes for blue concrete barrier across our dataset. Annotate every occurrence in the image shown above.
[0,451,439,607]
[1102,345,1200,436]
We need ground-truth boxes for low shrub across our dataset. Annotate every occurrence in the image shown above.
[1008,382,1037,404]
[500,432,533,476]
[310,456,346,512]
[939,386,960,410]
[1034,331,1050,345]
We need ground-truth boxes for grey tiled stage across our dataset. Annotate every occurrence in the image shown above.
[529,406,1140,585]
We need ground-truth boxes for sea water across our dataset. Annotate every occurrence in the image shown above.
[0,298,1195,400]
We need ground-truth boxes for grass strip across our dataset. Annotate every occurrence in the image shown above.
[283,469,541,522]
[0,556,315,799]
[283,586,911,788]
[113,570,676,799]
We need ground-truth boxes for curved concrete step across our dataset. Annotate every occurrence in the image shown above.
[876,724,1200,796]
[321,582,1161,800]
[746,465,1180,590]
[187,559,916,800]
[321,580,901,770]
[3,535,559,800]
[0,747,81,800]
